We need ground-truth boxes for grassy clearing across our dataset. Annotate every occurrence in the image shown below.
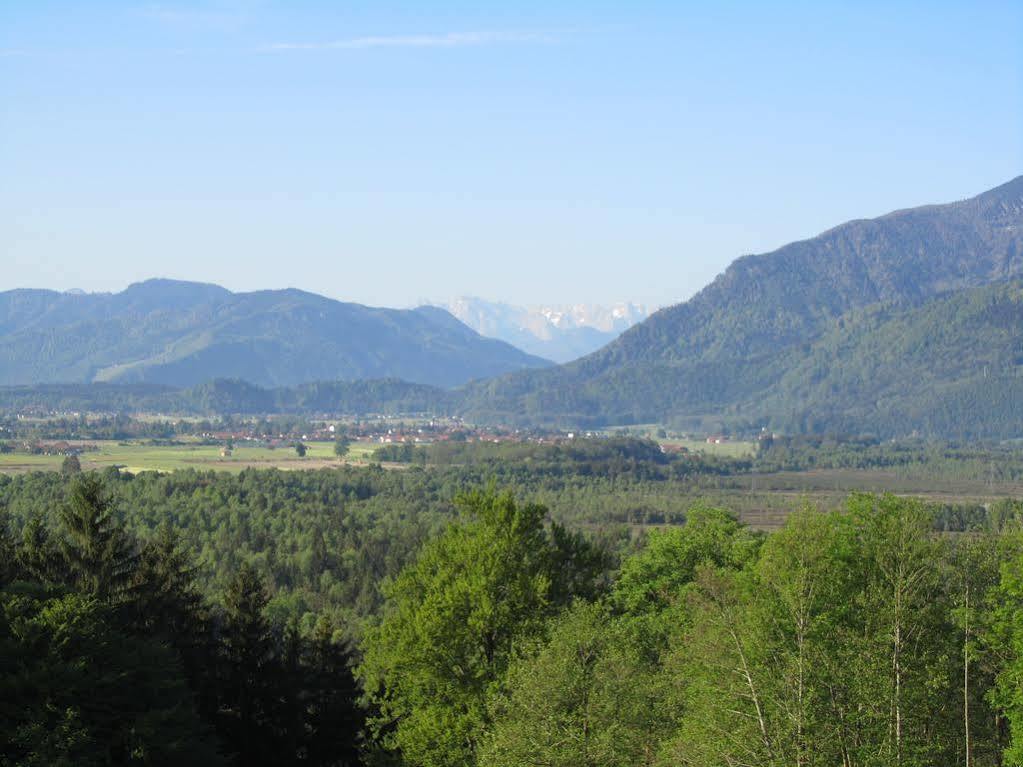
[602,423,756,458]
[660,438,756,458]
[0,440,382,475]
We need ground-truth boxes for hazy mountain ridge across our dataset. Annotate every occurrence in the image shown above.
[8,277,1023,437]
[434,297,649,362]
[6,177,1023,439]
[458,175,1023,436]
[0,280,552,389]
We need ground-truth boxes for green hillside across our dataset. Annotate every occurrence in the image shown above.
[0,280,551,388]
[458,176,1023,436]
[0,377,455,416]
[753,280,1023,437]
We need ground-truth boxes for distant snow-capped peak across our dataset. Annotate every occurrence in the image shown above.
[427,297,651,363]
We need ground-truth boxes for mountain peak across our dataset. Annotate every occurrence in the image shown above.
[973,174,1023,222]
[0,284,550,389]
[977,173,1023,201]
[459,175,1023,433]
[122,278,232,297]
[434,297,650,363]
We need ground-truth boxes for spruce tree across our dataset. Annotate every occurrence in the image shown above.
[220,561,281,766]
[16,513,62,585]
[0,510,16,586]
[133,524,221,722]
[58,474,138,602]
[304,616,363,766]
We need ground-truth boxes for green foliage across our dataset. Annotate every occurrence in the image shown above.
[11,453,1023,765]
[217,562,283,765]
[60,455,81,476]
[477,494,1019,767]
[15,514,61,585]
[334,434,352,459]
[0,586,223,766]
[612,503,759,619]
[985,532,1023,765]
[359,489,603,767]
[481,602,672,767]
[0,472,364,766]
[0,378,456,417]
[58,475,138,601]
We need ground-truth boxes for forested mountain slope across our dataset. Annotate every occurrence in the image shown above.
[0,279,551,388]
[751,279,1023,437]
[460,176,1023,435]
[0,378,455,416]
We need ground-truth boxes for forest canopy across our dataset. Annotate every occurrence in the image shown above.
[4,465,1023,764]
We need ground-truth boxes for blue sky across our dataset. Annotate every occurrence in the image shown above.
[2,1,1020,308]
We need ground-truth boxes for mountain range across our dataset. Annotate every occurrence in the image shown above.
[432,297,649,362]
[458,175,1023,437]
[4,175,1023,439]
[0,281,551,389]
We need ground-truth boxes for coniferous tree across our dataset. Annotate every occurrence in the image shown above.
[132,524,207,640]
[304,616,363,766]
[133,523,222,725]
[0,588,224,766]
[16,513,62,585]
[58,474,138,602]
[219,561,281,766]
[0,510,16,586]
[334,434,352,461]
[61,454,81,476]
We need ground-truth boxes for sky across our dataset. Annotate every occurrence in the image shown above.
[1,1,1021,309]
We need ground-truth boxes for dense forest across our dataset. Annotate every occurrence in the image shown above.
[0,474,363,765]
[4,437,1023,632]
[6,447,1023,763]
[363,492,1023,767]
[0,378,455,417]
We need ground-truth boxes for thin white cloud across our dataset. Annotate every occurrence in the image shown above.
[0,49,29,57]
[261,31,555,53]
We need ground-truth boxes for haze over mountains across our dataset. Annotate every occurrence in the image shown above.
[0,281,551,389]
[459,175,1023,436]
[432,298,650,362]
[3,176,1023,439]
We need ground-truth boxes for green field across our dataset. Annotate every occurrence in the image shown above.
[601,424,757,457]
[0,440,381,474]
[659,438,756,458]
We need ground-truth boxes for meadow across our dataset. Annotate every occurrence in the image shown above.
[658,437,756,458]
[0,439,380,474]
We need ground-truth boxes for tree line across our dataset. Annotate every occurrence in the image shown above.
[360,491,1023,766]
[1,474,362,765]
[8,465,1023,763]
